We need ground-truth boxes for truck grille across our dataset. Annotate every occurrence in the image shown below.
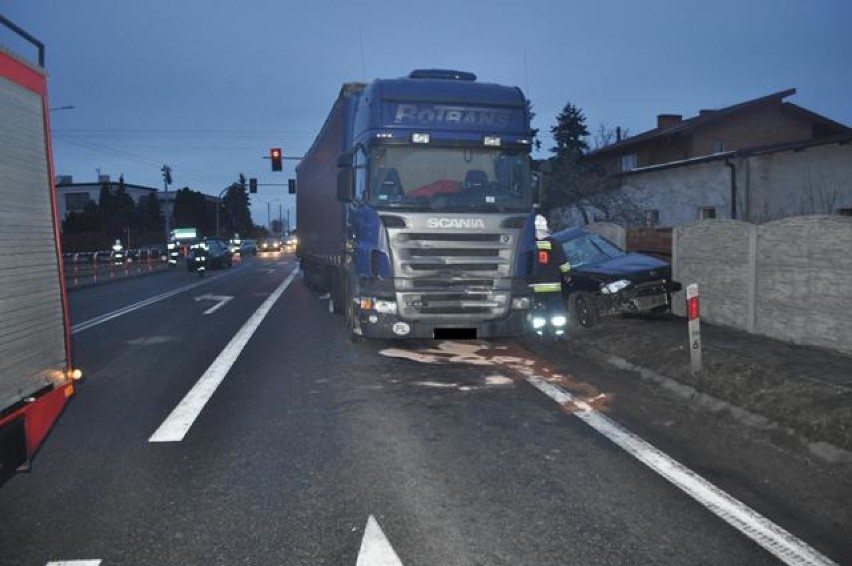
[389,223,520,321]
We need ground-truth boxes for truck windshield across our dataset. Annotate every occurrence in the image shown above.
[367,146,532,212]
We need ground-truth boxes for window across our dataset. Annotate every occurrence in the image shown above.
[714,139,726,152]
[620,153,637,172]
[644,209,660,226]
[65,192,90,214]
[699,207,717,220]
[353,147,368,202]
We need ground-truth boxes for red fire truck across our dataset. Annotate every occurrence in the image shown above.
[0,15,80,481]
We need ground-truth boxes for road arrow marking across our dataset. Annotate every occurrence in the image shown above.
[356,515,404,566]
[150,269,298,442]
[194,293,234,314]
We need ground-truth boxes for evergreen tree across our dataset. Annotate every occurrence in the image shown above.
[221,184,253,237]
[550,102,589,158]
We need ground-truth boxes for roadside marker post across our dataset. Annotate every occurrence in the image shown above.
[687,283,702,374]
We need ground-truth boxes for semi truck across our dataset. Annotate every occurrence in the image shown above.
[296,69,537,340]
[0,16,79,481]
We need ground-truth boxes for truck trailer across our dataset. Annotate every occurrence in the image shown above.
[296,69,537,340]
[0,16,78,481]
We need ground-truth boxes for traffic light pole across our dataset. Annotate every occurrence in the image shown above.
[161,165,172,244]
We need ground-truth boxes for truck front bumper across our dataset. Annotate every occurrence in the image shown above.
[357,309,529,340]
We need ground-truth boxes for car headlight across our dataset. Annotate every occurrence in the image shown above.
[601,279,630,295]
[532,316,547,329]
[550,315,567,327]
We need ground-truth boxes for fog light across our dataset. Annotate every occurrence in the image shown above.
[368,314,378,324]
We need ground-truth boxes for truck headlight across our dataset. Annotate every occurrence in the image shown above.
[374,300,397,314]
[601,279,630,295]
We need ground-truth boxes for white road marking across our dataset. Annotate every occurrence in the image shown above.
[379,341,838,566]
[524,374,838,566]
[194,293,234,314]
[356,515,404,566]
[46,561,102,566]
[149,269,298,442]
[71,272,231,334]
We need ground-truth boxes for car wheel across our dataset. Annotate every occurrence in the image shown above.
[570,292,598,329]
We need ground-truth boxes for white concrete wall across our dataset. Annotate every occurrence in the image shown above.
[746,143,852,222]
[620,160,732,226]
[674,216,852,355]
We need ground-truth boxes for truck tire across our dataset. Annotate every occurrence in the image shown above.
[330,268,344,314]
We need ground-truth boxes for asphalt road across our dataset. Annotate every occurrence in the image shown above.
[0,251,847,565]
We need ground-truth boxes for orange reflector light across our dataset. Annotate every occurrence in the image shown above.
[360,298,372,310]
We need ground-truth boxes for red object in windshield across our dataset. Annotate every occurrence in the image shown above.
[407,179,460,197]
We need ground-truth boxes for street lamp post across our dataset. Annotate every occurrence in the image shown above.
[268,198,281,232]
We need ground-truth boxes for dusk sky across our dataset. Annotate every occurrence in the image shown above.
[3,0,850,227]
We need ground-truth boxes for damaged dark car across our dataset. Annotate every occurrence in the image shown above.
[551,228,682,328]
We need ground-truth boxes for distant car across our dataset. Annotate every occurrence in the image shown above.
[283,233,297,249]
[259,237,282,252]
[187,237,233,271]
[551,228,681,328]
[239,239,258,256]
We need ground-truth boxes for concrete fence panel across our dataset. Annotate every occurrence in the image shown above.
[755,216,852,354]
[673,220,755,327]
[585,222,626,250]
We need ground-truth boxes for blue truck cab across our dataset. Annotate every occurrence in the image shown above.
[296,70,537,339]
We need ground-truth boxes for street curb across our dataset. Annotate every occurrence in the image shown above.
[577,345,852,465]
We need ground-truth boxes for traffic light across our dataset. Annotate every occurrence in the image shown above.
[270,148,282,171]
[239,173,246,190]
[161,165,172,185]
[288,179,296,194]
[249,178,257,193]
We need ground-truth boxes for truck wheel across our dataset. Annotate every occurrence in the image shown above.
[330,269,344,314]
[344,280,362,341]
[570,292,598,329]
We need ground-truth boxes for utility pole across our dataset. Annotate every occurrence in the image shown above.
[161,165,172,244]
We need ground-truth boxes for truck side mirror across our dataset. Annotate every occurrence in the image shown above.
[337,168,354,202]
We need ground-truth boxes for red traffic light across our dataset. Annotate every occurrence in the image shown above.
[270,147,282,171]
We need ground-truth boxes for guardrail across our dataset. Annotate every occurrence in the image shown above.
[62,248,170,287]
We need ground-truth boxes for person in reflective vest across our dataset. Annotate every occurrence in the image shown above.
[529,215,571,335]
[111,239,124,265]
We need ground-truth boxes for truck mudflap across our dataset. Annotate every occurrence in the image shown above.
[0,382,74,479]
[356,309,529,340]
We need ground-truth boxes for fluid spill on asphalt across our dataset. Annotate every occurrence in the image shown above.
[379,341,614,412]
